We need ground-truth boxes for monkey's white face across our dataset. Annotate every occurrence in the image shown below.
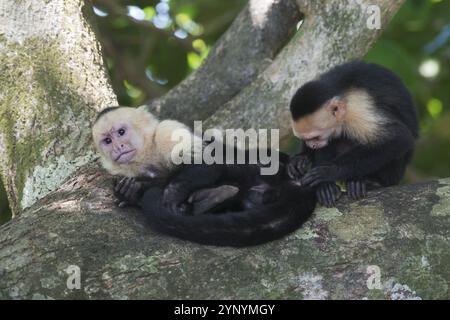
[93,108,148,166]
[98,122,143,164]
[292,125,334,149]
[291,97,346,149]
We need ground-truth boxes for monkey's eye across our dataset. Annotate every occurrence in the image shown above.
[103,137,112,145]
[118,128,126,136]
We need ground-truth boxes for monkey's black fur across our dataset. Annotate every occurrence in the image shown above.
[289,61,418,206]
[115,148,316,247]
[94,106,121,123]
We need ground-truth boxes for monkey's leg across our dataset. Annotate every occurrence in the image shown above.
[369,153,411,187]
[243,184,280,209]
[163,164,226,214]
[316,182,342,207]
[188,185,240,215]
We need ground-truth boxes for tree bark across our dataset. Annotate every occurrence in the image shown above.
[1,169,449,299]
[2,0,446,301]
[147,0,302,124]
[0,0,117,215]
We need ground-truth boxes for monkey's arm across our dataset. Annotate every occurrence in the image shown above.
[300,123,415,187]
[113,177,166,207]
[114,176,240,215]
[287,142,314,179]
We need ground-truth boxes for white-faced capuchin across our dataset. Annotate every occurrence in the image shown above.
[92,106,316,247]
[287,61,418,207]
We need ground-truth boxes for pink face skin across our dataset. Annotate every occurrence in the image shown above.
[292,97,346,150]
[99,123,137,164]
[302,127,335,149]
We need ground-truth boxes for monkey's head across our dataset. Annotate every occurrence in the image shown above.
[92,106,158,174]
[290,81,346,149]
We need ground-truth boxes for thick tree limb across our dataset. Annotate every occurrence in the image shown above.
[1,170,448,299]
[0,0,117,214]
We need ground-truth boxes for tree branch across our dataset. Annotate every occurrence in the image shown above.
[146,0,302,124]
[0,0,117,214]
[1,170,448,299]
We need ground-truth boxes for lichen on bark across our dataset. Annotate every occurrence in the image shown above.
[0,0,117,214]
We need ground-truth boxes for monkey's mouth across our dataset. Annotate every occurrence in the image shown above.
[305,139,328,149]
[115,149,136,164]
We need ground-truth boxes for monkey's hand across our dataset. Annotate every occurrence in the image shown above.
[316,183,342,208]
[287,153,312,180]
[113,177,145,207]
[300,165,341,187]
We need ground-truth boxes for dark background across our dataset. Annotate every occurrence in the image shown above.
[1,0,449,223]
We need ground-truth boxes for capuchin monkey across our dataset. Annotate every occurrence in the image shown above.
[92,106,316,247]
[287,61,418,207]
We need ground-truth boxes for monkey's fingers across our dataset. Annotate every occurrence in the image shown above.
[297,156,311,173]
[317,186,333,207]
[301,165,338,187]
[123,180,143,204]
[300,170,324,187]
[316,183,341,207]
[287,162,301,180]
[114,177,127,193]
[287,155,311,179]
[347,180,367,200]
[118,177,135,196]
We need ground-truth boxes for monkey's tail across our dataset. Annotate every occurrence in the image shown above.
[139,187,316,247]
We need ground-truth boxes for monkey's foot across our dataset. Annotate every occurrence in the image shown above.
[316,183,342,208]
[113,177,144,207]
[188,185,239,215]
[346,180,367,200]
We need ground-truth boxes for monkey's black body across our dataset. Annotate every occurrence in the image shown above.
[115,148,316,247]
[290,61,418,205]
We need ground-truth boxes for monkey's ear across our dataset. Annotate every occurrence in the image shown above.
[328,97,346,121]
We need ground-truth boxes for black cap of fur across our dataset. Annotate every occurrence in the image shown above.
[94,106,122,124]
[290,81,339,120]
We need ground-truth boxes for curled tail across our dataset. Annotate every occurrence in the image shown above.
[139,187,316,247]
